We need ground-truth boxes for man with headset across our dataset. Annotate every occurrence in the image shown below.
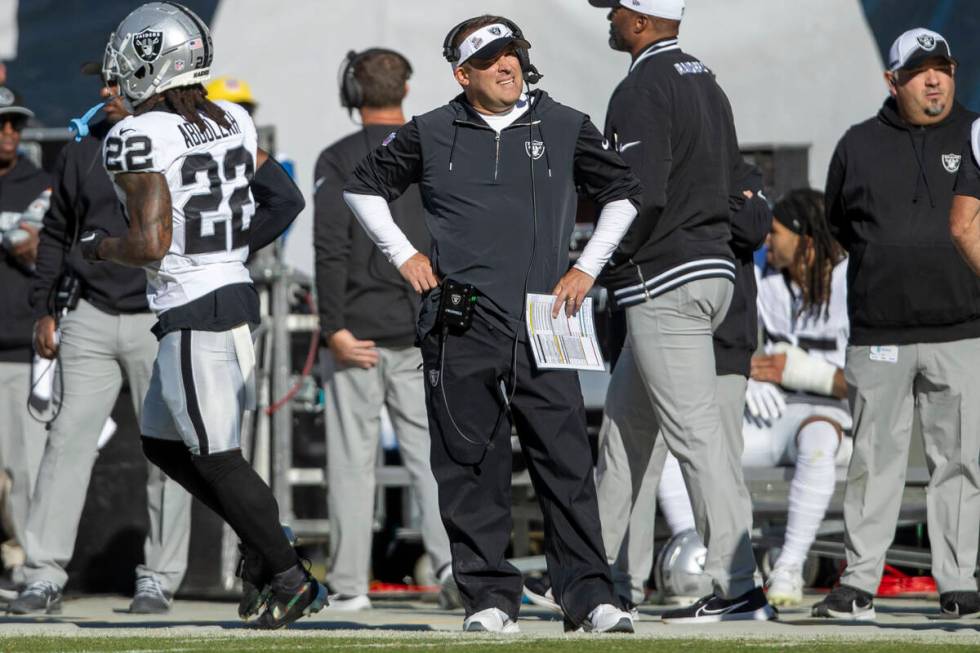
[344,15,641,634]
[313,48,454,611]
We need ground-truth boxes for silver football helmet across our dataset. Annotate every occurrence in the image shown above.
[102,2,213,109]
[654,529,713,603]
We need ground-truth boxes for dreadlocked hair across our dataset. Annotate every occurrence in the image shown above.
[773,188,844,321]
[136,84,230,132]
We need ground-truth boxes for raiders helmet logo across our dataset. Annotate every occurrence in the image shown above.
[942,153,961,173]
[489,26,502,36]
[470,36,484,50]
[916,34,936,51]
[525,140,546,160]
[133,29,163,63]
[428,369,440,387]
[451,293,462,306]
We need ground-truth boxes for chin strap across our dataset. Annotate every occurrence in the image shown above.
[68,102,106,142]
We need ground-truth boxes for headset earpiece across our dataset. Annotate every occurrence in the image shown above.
[339,48,413,115]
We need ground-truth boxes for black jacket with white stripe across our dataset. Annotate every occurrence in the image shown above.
[347,90,641,339]
[599,38,740,309]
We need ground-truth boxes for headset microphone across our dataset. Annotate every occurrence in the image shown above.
[68,102,105,141]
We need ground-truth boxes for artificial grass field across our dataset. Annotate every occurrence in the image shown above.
[1,637,978,653]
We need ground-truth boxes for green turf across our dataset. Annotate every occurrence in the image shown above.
[1,638,978,653]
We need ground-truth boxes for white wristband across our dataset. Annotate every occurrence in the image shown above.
[772,342,837,396]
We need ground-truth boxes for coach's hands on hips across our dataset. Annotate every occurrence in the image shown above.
[551,267,595,318]
[79,228,110,262]
[34,315,59,360]
[328,329,379,369]
[398,252,440,294]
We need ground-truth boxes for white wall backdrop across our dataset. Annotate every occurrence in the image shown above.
[210,0,887,275]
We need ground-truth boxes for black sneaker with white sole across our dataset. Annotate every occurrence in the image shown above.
[940,591,980,619]
[810,585,875,621]
[662,587,776,624]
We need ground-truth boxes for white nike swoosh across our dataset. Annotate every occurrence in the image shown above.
[698,599,748,616]
[80,234,96,242]
[618,141,641,153]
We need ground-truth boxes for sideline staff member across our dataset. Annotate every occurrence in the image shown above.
[313,48,453,611]
[344,15,641,634]
[589,0,774,623]
[813,28,980,620]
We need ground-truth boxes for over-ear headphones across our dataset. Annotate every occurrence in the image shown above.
[339,48,413,114]
[441,17,542,85]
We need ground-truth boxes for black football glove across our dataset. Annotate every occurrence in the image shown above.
[78,228,109,262]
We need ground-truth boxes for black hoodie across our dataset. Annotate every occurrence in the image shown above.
[347,90,641,339]
[827,99,980,346]
[32,119,149,321]
[0,156,51,362]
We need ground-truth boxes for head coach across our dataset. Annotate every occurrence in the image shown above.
[343,15,641,634]
[587,0,774,623]
[812,28,980,620]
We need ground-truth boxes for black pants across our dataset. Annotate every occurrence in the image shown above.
[421,317,617,625]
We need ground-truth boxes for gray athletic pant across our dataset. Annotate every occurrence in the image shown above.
[22,300,191,592]
[324,345,451,596]
[598,373,750,603]
[0,361,47,564]
[841,341,980,595]
[600,277,758,599]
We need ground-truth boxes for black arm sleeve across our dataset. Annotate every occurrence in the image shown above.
[729,160,771,255]
[248,156,305,252]
[606,85,671,264]
[953,124,980,200]
[312,149,352,338]
[825,138,849,244]
[344,120,423,201]
[32,147,75,318]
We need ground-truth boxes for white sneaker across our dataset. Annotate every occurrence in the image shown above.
[580,603,635,633]
[463,607,520,633]
[325,592,372,611]
[766,566,804,607]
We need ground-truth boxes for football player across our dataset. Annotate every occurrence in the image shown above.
[81,2,325,628]
[657,188,850,607]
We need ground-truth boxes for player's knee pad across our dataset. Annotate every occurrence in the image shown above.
[795,420,840,463]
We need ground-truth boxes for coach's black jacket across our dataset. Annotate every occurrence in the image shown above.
[599,38,739,309]
[0,156,51,363]
[347,89,641,339]
[714,162,771,376]
[32,119,148,320]
[827,99,980,346]
[314,125,429,348]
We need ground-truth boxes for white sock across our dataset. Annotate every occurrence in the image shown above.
[657,452,697,536]
[776,420,839,570]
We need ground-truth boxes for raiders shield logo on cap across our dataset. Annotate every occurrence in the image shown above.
[916,34,936,50]
[133,29,163,63]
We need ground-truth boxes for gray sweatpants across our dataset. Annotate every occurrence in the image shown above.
[324,345,451,596]
[0,361,47,559]
[22,300,191,592]
[841,341,980,595]
[598,373,750,603]
[600,277,758,599]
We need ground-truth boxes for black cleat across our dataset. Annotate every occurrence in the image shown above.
[811,585,875,621]
[7,581,63,615]
[662,587,776,623]
[252,565,327,630]
[237,525,297,621]
[939,591,980,619]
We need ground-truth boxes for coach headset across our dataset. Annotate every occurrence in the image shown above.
[441,17,542,84]
[339,48,413,116]
[436,18,547,457]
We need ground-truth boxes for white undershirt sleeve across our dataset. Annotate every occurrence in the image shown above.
[343,191,419,269]
[573,198,638,278]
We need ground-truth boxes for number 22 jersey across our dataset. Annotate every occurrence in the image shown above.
[103,99,257,315]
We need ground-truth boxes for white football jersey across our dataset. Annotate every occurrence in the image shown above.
[103,100,257,313]
[755,258,849,369]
